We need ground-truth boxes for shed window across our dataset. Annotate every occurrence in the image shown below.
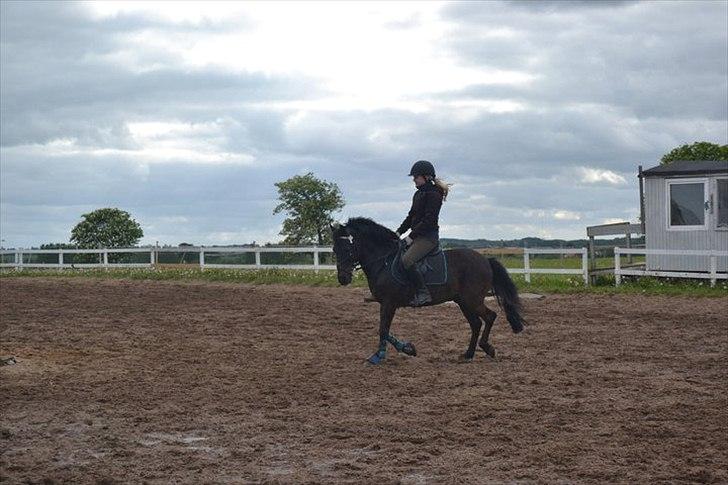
[718,179,728,227]
[668,181,705,227]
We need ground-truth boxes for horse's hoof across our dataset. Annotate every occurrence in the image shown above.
[481,344,496,359]
[402,342,417,357]
[367,352,385,365]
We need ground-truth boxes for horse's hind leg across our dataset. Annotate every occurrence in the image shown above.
[476,303,497,358]
[456,302,482,361]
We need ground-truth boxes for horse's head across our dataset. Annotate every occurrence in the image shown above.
[331,221,356,286]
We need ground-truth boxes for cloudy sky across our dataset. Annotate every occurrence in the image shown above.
[1,0,726,247]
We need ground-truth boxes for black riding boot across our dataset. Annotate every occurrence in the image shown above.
[405,266,432,307]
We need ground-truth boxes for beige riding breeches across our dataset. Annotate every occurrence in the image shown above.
[402,238,437,269]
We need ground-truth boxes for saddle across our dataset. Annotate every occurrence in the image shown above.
[390,242,448,286]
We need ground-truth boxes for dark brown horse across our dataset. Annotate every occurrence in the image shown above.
[331,217,525,364]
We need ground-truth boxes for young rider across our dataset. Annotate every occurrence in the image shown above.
[396,160,449,307]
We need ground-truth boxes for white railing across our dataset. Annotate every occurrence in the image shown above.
[1,246,589,283]
[198,246,334,271]
[0,248,154,269]
[0,246,336,271]
[507,247,589,285]
[614,248,728,287]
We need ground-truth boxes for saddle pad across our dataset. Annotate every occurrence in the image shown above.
[391,247,448,286]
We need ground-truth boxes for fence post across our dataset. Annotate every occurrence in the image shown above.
[626,232,633,265]
[150,249,155,268]
[17,251,23,271]
[200,249,205,271]
[523,248,531,283]
[582,248,589,286]
[709,254,717,288]
[59,250,64,271]
[614,247,621,286]
[103,250,109,270]
[588,235,596,274]
[313,248,320,273]
[15,251,20,271]
[255,249,261,268]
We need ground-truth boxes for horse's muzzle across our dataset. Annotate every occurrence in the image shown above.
[337,268,353,286]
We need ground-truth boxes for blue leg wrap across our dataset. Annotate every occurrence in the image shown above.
[367,339,387,364]
[386,334,406,352]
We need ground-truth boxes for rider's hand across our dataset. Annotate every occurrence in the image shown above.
[405,236,413,246]
[395,231,401,237]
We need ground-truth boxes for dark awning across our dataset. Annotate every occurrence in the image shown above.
[641,160,728,177]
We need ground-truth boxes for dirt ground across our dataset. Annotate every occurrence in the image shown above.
[1,278,726,484]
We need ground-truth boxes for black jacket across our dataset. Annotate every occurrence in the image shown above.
[397,181,443,240]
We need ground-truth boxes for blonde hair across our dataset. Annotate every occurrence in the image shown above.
[427,176,451,201]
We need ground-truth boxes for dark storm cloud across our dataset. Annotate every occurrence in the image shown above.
[441,1,727,121]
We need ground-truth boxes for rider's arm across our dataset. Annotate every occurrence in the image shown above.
[396,194,416,235]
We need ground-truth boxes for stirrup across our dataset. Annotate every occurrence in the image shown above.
[410,288,432,307]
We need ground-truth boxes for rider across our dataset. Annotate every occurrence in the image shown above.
[396,160,449,307]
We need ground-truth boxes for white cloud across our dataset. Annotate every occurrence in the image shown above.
[524,209,581,221]
[83,1,535,110]
[577,167,627,185]
[553,210,581,221]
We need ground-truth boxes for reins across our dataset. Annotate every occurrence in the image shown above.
[337,235,399,276]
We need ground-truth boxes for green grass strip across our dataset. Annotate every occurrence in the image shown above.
[2,267,727,297]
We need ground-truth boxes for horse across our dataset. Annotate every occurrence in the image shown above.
[331,217,526,364]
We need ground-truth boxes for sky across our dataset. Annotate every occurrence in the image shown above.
[1,0,726,247]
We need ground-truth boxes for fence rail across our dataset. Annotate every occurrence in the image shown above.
[614,247,728,287]
[510,247,589,285]
[0,247,336,271]
[1,246,590,283]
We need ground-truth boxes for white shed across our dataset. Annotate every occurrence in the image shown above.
[640,160,728,272]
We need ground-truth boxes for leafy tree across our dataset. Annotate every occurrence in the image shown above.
[661,141,728,165]
[273,173,345,245]
[70,208,143,248]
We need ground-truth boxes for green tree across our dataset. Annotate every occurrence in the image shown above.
[70,208,144,248]
[273,173,345,245]
[661,141,728,165]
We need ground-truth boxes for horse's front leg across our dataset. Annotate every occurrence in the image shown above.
[385,333,417,357]
[367,303,396,364]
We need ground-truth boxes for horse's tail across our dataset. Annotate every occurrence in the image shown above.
[487,258,525,334]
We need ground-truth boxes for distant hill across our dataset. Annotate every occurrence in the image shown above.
[440,235,644,249]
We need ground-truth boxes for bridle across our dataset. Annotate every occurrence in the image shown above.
[335,235,361,271]
[336,235,399,275]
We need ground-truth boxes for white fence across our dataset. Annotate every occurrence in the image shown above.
[510,247,589,285]
[199,247,334,270]
[614,248,728,287]
[0,248,155,269]
[0,247,336,271]
[1,246,589,283]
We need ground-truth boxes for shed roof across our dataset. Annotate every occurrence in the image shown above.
[641,160,728,177]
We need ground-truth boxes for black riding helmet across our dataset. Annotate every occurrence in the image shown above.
[408,160,435,177]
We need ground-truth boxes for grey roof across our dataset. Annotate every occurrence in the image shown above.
[641,160,728,177]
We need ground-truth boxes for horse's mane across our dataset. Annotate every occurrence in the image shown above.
[346,217,399,246]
